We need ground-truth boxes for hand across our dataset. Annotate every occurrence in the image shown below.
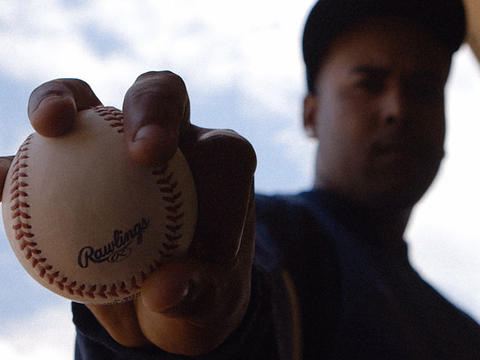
[27,72,257,355]
[0,156,14,200]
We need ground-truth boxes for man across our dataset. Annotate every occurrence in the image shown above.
[1,0,479,358]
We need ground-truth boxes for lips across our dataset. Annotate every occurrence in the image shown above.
[371,141,417,158]
[370,136,444,175]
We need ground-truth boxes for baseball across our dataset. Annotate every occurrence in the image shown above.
[2,106,197,304]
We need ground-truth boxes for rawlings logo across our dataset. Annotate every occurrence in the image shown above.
[78,218,150,268]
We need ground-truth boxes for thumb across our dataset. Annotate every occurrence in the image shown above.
[0,156,14,201]
[139,259,209,317]
[134,259,228,355]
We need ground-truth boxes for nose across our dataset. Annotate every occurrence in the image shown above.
[380,84,406,127]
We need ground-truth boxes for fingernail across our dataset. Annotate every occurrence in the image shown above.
[152,279,197,314]
[133,124,177,145]
[133,124,160,142]
[182,279,197,302]
[37,93,73,111]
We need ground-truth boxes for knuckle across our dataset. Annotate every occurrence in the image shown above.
[134,71,186,97]
[136,70,184,85]
[29,78,96,114]
[28,80,72,116]
[63,78,94,94]
[109,333,148,348]
[198,130,257,172]
[126,85,184,107]
[33,78,88,96]
[124,73,189,126]
[30,79,70,99]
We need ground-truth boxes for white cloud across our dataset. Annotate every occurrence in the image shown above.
[0,0,316,191]
[0,0,313,108]
[0,303,75,360]
[273,124,316,187]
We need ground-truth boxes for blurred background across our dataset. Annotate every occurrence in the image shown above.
[0,1,479,358]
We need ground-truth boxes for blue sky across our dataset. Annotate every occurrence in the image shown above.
[0,1,480,358]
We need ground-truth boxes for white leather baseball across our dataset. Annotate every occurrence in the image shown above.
[2,106,197,304]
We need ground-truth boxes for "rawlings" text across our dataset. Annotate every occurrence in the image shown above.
[78,218,150,268]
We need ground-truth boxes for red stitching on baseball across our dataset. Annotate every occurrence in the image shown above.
[155,164,168,172]
[32,257,46,268]
[38,266,46,278]
[167,213,184,223]
[166,203,182,213]
[10,189,28,199]
[10,201,29,211]
[108,284,119,297]
[56,278,66,291]
[157,173,174,186]
[165,233,182,242]
[17,232,34,241]
[75,285,84,297]
[47,271,59,284]
[95,105,124,134]
[12,209,30,219]
[131,276,141,290]
[119,282,130,295]
[162,192,182,204]
[86,285,96,298]
[97,285,107,298]
[166,224,182,233]
[152,160,188,263]
[13,222,31,230]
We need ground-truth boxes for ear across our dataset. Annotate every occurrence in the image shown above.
[303,93,318,138]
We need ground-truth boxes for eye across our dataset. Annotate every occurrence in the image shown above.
[407,80,444,105]
[355,77,384,94]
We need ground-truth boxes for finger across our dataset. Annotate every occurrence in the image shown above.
[140,259,206,315]
[141,188,256,317]
[122,71,190,166]
[188,129,257,263]
[136,260,250,354]
[135,192,256,355]
[28,79,102,137]
[85,301,149,347]
[135,261,223,355]
[0,156,14,201]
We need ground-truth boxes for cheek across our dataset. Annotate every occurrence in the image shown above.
[319,89,375,135]
[412,110,446,150]
[317,111,372,173]
[315,87,377,172]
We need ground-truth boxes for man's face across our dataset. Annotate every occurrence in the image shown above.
[304,17,452,210]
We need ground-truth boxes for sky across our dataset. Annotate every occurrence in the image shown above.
[0,0,479,358]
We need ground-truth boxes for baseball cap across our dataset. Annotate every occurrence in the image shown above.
[302,0,466,92]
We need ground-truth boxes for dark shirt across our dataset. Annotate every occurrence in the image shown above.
[73,189,480,359]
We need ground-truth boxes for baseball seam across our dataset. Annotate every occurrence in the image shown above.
[8,106,185,302]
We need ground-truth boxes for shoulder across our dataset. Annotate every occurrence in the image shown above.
[255,192,324,236]
[255,192,313,221]
[254,191,334,269]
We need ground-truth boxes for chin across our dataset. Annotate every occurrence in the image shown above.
[361,154,443,210]
[364,171,438,211]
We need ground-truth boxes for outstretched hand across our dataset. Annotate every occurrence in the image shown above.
[17,71,257,355]
[0,156,14,198]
